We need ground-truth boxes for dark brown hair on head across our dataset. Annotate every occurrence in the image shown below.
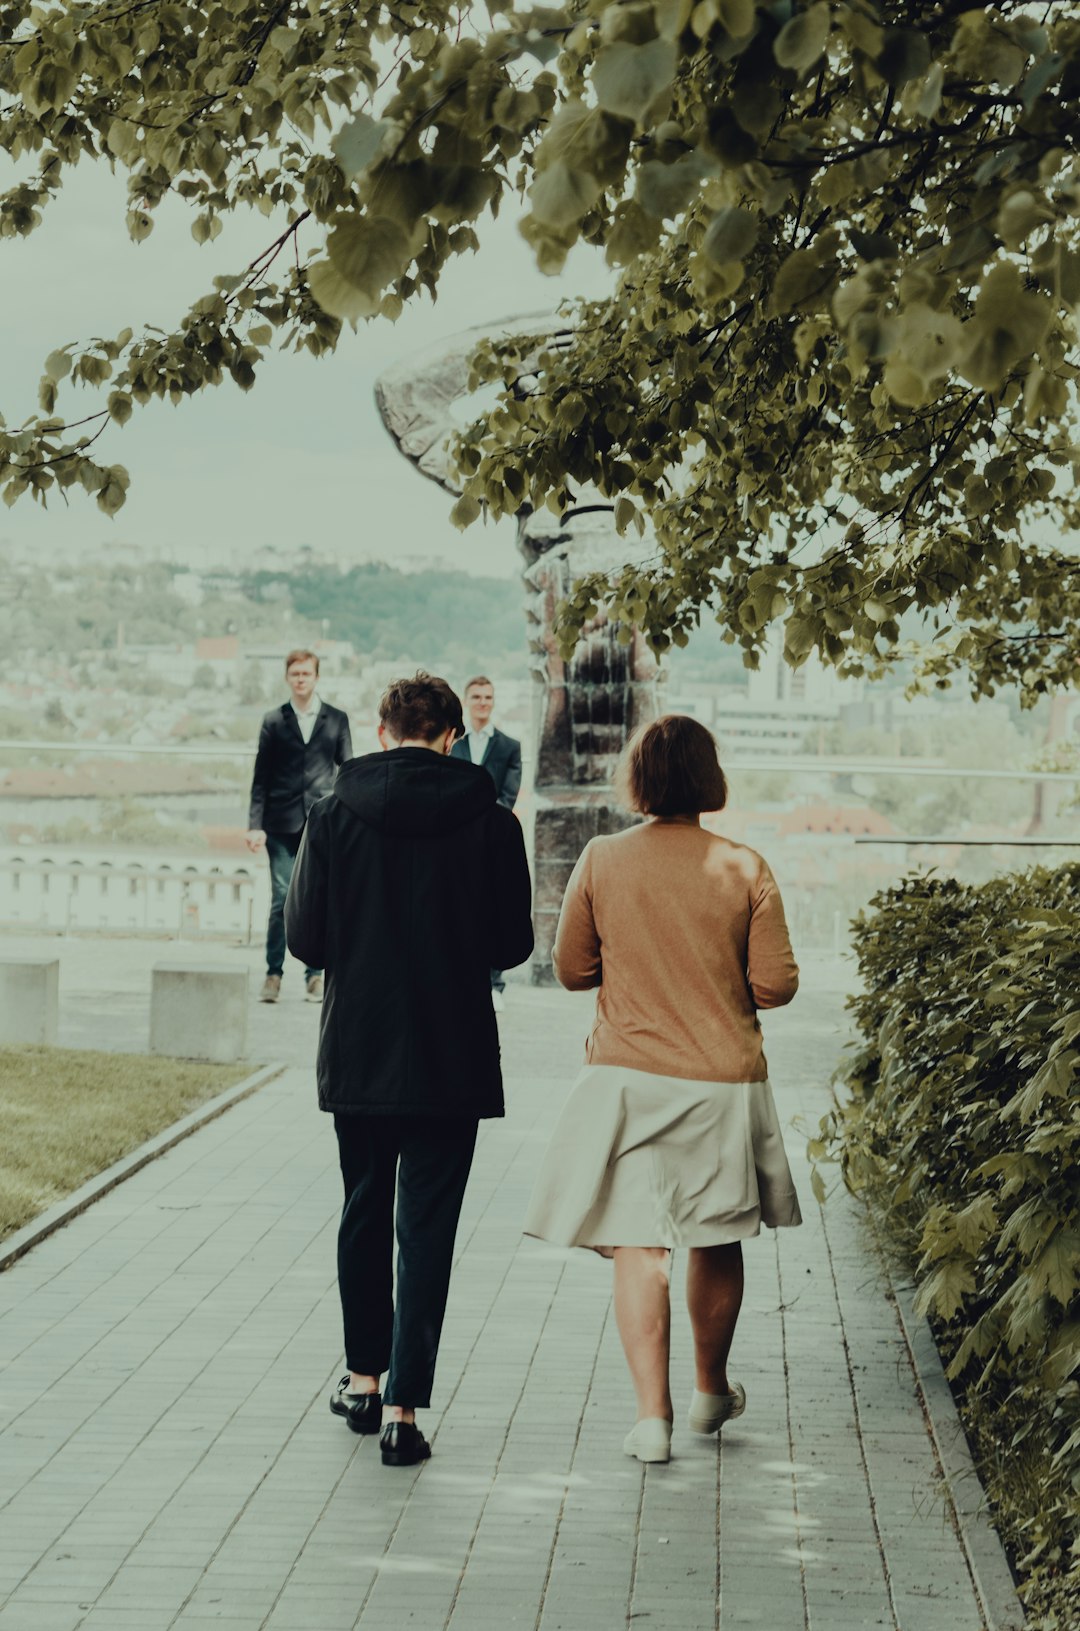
[285,648,320,675]
[379,671,465,743]
[616,714,728,816]
[463,674,493,695]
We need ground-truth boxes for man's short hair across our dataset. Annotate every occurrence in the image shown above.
[379,672,465,743]
[616,714,728,817]
[463,674,493,695]
[285,648,320,675]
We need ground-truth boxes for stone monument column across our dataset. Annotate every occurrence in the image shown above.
[374,324,661,982]
[518,505,660,978]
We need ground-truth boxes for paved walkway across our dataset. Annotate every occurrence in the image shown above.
[0,940,1018,1630]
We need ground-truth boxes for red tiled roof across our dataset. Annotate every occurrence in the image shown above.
[195,635,240,660]
[201,825,250,853]
[776,802,897,837]
[0,761,218,798]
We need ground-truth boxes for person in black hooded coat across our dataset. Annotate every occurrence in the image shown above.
[285,672,533,1467]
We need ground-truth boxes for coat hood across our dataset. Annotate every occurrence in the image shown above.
[332,746,496,837]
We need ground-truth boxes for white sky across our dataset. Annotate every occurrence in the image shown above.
[1,162,616,579]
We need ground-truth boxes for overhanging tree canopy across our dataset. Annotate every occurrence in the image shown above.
[2,0,1079,698]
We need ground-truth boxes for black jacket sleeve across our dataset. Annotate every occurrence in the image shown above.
[284,802,329,969]
[336,711,353,768]
[498,736,522,811]
[487,806,534,971]
[248,713,273,830]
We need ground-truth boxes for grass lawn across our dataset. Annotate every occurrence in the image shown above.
[0,1046,251,1243]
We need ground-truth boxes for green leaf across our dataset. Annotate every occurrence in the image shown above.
[96,464,130,517]
[913,1257,975,1322]
[716,0,755,36]
[784,615,818,661]
[307,258,380,322]
[769,242,839,316]
[450,493,482,528]
[848,228,898,263]
[606,200,661,265]
[332,112,394,177]
[703,205,758,264]
[773,4,831,73]
[960,263,1053,390]
[593,39,678,123]
[636,154,705,220]
[996,189,1053,250]
[191,213,220,245]
[530,162,602,229]
[614,495,638,532]
[1031,1232,1080,1308]
[876,27,932,88]
[325,215,418,298]
[953,1193,997,1254]
[44,348,73,383]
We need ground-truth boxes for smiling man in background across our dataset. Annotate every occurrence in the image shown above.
[451,674,523,1012]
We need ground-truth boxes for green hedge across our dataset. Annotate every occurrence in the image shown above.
[819,864,1080,1626]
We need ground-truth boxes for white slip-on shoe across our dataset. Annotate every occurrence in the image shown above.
[688,1383,746,1435]
[623,1418,673,1463]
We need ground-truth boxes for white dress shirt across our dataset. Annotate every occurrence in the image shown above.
[466,723,494,765]
[292,694,322,744]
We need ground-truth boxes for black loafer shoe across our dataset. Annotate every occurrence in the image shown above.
[329,1377,382,1435]
[380,1421,431,1467]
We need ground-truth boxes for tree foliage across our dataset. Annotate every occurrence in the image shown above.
[3,1,1080,698]
[819,865,1080,1623]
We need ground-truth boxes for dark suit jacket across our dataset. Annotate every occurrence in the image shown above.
[450,726,522,810]
[248,700,352,835]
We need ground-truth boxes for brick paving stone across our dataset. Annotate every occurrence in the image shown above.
[0,958,1021,1630]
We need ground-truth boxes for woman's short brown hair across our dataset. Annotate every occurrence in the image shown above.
[616,714,728,816]
[379,671,464,743]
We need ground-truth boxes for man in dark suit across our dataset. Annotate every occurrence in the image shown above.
[450,674,523,1010]
[246,648,352,1003]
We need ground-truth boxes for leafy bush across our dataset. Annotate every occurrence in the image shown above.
[818,865,1080,1627]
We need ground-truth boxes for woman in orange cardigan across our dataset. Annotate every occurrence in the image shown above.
[525,715,801,1463]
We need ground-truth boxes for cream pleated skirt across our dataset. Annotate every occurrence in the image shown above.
[524,1064,802,1253]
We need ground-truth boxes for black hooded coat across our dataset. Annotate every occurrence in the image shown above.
[284,746,534,1118]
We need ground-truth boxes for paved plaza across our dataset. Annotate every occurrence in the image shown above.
[0,937,1022,1630]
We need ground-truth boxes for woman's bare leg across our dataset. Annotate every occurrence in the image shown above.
[612,1246,673,1422]
[686,1242,744,1395]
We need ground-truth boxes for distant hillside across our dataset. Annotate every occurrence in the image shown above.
[243,563,524,667]
[2,556,525,670]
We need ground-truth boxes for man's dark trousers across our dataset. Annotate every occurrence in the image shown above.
[265,832,318,981]
[450,728,523,998]
[334,1113,478,1407]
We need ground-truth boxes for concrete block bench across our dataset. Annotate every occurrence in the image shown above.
[0,954,59,1045]
[150,963,249,1063]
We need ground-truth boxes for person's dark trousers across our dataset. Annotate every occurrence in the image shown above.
[265,831,319,980]
[490,969,505,993]
[333,1113,478,1408]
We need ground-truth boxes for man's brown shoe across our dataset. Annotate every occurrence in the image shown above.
[260,974,282,1003]
[305,974,324,1003]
